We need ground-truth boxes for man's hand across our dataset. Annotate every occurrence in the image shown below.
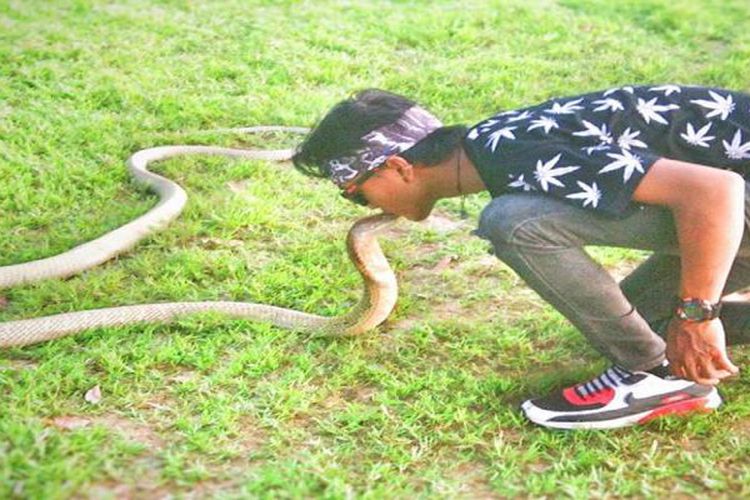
[666,318,739,385]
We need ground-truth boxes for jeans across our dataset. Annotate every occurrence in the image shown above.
[475,184,750,371]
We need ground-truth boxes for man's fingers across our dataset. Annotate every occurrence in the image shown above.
[682,359,720,385]
[698,363,725,385]
[696,375,720,385]
[684,361,705,384]
[664,320,740,385]
[714,350,740,375]
[670,362,686,379]
[672,359,730,385]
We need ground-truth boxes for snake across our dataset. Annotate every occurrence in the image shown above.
[0,127,399,348]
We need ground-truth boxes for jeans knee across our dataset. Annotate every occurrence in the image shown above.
[477,194,588,251]
[476,196,530,246]
[479,194,575,248]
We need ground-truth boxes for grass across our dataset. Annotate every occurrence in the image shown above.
[2,0,750,497]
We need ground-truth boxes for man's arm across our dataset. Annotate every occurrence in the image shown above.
[632,157,743,384]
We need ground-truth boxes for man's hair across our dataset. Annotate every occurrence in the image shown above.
[293,88,467,180]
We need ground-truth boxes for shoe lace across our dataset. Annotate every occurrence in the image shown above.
[575,366,632,399]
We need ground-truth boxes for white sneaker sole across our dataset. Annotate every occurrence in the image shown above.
[521,389,722,430]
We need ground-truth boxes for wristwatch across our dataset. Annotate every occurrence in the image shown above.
[674,297,723,322]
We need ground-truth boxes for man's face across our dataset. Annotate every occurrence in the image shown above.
[346,157,435,221]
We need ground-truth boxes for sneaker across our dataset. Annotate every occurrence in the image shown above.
[521,366,722,430]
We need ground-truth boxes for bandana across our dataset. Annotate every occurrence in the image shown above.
[326,105,443,187]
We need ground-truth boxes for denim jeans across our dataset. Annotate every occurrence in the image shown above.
[475,184,750,371]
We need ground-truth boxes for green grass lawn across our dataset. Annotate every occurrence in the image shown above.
[2,0,750,497]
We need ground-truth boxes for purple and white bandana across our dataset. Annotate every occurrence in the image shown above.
[327,105,443,187]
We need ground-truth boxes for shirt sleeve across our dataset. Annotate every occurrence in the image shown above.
[502,141,661,217]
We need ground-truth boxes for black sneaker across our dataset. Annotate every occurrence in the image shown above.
[521,366,721,430]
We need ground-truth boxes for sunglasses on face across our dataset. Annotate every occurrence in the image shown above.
[339,165,383,206]
[340,188,369,206]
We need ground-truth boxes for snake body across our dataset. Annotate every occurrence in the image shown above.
[0,127,399,348]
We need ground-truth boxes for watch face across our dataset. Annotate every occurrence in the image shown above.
[682,301,707,319]
[677,299,720,321]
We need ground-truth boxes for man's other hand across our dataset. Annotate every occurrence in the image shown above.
[666,318,739,385]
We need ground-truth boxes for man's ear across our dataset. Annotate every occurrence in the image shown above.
[384,155,415,182]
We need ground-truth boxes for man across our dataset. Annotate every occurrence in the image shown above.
[292,85,750,430]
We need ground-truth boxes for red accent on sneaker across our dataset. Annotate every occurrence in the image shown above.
[661,392,692,404]
[563,386,615,406]
[637,397,710,424]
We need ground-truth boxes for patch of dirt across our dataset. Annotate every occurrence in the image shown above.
[418,213,470,234]
[674,435,708,453]
[167,369,199,384]
[733,416,750,438]
[82,481,171,500]
[448,461,500,499]
[84,476,249,500]
[136,392,178,414]
[68,413,170,500]
[320,385,379,410]
[343,385,378,403]
[196,237,245,250]
[93,414,165,449]
[392,255,544,330]
[384,211,548,330]
[178,480,240,499]
[380,210,471,241]
[494,427,526,446]
[86,477,216,500]
[49,416,93,430]
[81,413,266,499]
[226,179,251,195]
[233,415,267,456]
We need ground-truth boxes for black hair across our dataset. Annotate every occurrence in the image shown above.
[292,88,466,179]
[399,124,468,166]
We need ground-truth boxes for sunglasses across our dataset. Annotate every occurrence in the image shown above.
[339,165,384,206]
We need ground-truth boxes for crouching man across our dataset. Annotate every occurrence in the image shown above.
[292,85,749,429]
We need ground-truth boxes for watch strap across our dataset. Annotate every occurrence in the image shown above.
[674,297,723,322]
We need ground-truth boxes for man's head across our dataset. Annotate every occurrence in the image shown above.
[293,89,466,220]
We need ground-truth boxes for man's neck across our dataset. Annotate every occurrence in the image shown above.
[416,147,488,202]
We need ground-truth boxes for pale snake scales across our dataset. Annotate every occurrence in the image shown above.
[0,127,399,348]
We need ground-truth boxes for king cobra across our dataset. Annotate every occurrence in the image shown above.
[0,127,399,348]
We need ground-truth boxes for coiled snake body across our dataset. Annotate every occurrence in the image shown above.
[0,127,399,348]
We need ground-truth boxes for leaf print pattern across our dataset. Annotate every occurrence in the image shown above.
[722,129,750,160]
[603,86,634,97]
[649,84,681,96]
[691,91,735,120]
[464,84,750,217]
[566,181,602,208]
[467,118,502,141]
[636,97,679,125]
[592,98,624,112]
[681,123,715,148]
[533,154,580,191]
[544,98,584,115]
[527,116,559,133]
[573,120,613,144]
[508,174,536,192]
[599,150,645,182]
[485,126,517,152]
[617,128,647,150]
[583,143,611,155]
[506,110,533,123]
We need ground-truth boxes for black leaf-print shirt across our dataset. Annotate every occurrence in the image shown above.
[463,85,750,216]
